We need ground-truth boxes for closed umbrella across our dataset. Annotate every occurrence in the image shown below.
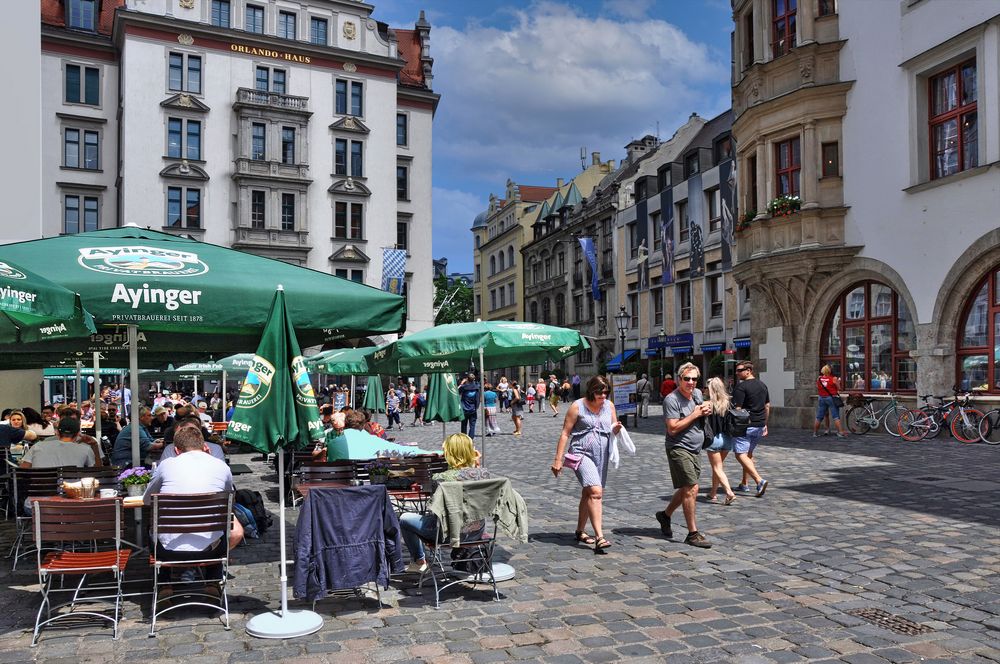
[422,372,463,440]
[0,259,96,342]
[226,287,325,639]
[362,376,385,413]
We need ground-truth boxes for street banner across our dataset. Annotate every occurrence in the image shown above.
[719,159,736,271]
[659,189,674,285]
[612,373,637,416]
[381,248,406,295]
[688,172,705,278]
[578,237,601,301]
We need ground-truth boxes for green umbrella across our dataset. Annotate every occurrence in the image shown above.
[226,287,325,639]
[423,372,463,424]
[0,259,96,343]
[362,376,385,413]
[306,347,377,375]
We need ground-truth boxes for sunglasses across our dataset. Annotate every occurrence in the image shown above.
[736,367,748,372]
[681,376,698,383]
[597,390,610,396]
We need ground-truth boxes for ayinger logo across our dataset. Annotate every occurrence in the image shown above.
[238,356,276,408]
[0,262,27,279]
[291,356,317,406]
[78,246,209,277]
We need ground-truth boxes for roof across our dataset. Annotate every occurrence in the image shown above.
[396,29,427,88]
[471,210,488,229]
[518,186,559,202]
[41,0,124,35]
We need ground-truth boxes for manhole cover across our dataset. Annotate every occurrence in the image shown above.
[912,476,946,482]
[846,608,933,635]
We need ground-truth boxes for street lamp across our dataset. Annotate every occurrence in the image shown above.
[657,328,667,381]
[614,305,630,371]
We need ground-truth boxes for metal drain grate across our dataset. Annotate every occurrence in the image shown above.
[846,608,934,635]
[912,476,946,482]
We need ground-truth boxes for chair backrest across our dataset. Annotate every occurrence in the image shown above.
[151,492,233,557]
[430,478,509,543]
[13,467,62,508]
[387,455,444,492]
[33,497,121,545]
[299,462,355,484]
[351,459,372,483]
[60,466,123,488]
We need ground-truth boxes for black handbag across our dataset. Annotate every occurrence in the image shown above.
[819,380,844,408]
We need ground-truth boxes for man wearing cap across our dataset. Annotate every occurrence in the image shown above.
[196,401,213,429]
[20,417,94,469]
[149,405,174,439]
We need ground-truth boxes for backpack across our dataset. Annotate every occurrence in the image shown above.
[417,393,426,406]
[234,489,272,533]
[725,407,751,438]
[232,502,260,539]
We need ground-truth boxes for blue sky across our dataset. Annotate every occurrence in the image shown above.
[377,1,734,273]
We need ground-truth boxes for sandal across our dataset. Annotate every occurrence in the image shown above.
[724,494,736,506]
[574,531,596,545]
[594,536,611,554]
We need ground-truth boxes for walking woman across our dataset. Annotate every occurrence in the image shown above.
[704,377,737,505]
[551,375,622,554]
[814,365,849,438]
[510,381,524,436]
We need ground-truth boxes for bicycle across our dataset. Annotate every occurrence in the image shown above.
[899,392,984,443]
[844,392,907,437]
[976,404,1000,445]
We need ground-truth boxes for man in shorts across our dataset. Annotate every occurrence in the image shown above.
[655,362,712,548]
[731,361,770,497]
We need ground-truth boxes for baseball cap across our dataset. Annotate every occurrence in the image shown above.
[152,406,168,416]
[57,417,81,436]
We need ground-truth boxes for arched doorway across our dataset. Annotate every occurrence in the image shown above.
[956,268,1000,392]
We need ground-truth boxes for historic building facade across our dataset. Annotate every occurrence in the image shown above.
[731,0,1000,424]
[40,0,438,335]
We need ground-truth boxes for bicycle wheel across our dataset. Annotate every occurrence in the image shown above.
[882,405,906,438]
[897,409,930,442]
[977,409,1000,445]
[846,406,871,434]
[924,409,945,439]
[950,407,985,443]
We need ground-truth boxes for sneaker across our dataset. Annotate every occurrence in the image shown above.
[654,510,673,538]
[836,432,850,439]
[684,531,712,548]
[755,479,769,497]
[735,484,751,493]
[812,433,821,438]
[405,560,428,574]
[822,430,831,436]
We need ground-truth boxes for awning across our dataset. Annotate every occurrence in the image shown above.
[670,346,692,355]
[700,343,724,352]
[734,338,751,349]
[607,349,639,371]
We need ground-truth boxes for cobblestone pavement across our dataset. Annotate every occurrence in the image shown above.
[1,406,998,663]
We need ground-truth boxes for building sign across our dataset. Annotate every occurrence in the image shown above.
[647,333,694,350]
[230,43,311,64]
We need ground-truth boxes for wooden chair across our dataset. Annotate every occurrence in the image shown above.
[293,462,355,506]
[148,491,233,636]
[60,466,123,489]
[31,497,130,645]
[7,466,62,570]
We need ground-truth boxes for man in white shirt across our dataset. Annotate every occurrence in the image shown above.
[144,427,242,586]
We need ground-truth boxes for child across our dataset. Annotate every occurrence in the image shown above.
[526,385,536,413]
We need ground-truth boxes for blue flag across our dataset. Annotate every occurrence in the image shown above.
[381,248,406,295]
[578,237,601,301]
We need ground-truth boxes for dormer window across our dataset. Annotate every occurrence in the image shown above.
[67,0,97,31]
[684,152,700,178]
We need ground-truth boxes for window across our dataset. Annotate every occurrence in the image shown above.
[652,288,663,326]
[629,293,639,328]
[334,201,363,239]
[955,268,1000,393]
[558,252,565,275]
[715,136,733,163]
[679,282,692,323]
[245,4,264,33]
[574,295,583,323]
[490,290,497,312]
[500,288,506,309]
[334,139,363,176]
[211,0,230,27]
[396,113,408,146]
[507,246,514,269]
[657,167,670,193]
[166,186,201,228]
[775,136,801,196]
[822,142,839,177]
[281,127,295,164]
[498,252,505,272]
[281,193,295,230]
[251,123,266,160]
[489,256,496,275]
[335,79,363,116]
[529,301,538,322]
[542,298,551,325]
[706,188,721,233]
[310,17,328,45]
[335,268,364,283]
[635,179,647,201]
[929,59,977,180]
[64,195,98,234]
[678,201,689,242]
[821,281,916,392]
[772,0,797,58]
[747,154,758,213]
[684,152,700,178]
[166,118,200,160]
[556,294,566,325]
[818,0,836,16]
[168,52,201,94]
[67,0,97,31]
[475,264,481,283]
[277,11,296,40]
[628,223,638,259]
[508,284,515,307]
[251,190,265,228]
[743,10,755,70]
[255,66,286,93]
[397,165,409,200]
[651,212,662,251]
[64,128,99,169]
[65,64,99,105]
[708,275,723,318]
[397,220,408,250]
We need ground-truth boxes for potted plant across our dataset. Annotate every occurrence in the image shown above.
[766,195,801,218]
[119,466,153,497]
[366,458,391,484]
[737,210,757,232]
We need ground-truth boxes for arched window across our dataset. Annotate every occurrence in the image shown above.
[956,268,1000,392]
[489,255,496,275]
[529,301,538,323]
[542,298,551,325]
[555,293,566,326]
[507,246,514,269]
[498,251,505,272]
[820,281,916,392]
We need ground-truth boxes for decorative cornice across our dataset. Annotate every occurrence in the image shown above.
[329,244,371,263]
[327,178,372,197]
[159,161,210,181]
[160,92,211,113]
[328,116,371,135]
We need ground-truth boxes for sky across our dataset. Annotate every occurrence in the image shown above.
[376,0,735,274]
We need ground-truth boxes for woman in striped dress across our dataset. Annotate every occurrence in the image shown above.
[551,375,622,554]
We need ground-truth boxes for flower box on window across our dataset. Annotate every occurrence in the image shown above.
[766,195,801,218]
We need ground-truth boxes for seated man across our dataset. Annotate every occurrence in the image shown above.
[55,405,103,467]
[144,427,242,587]
[111,407,163,467]
[196,401,213,429]
[159,418,226,462]
[148,405,173,439]
[19,417,94,468]
[325,409,438,460]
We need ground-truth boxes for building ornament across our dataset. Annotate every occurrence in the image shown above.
[178,0,195,9]
[343,22,357,40]
[343,117,356,129]
[343,62,357,73]
[800,61,813,80]
[177,33,194,46]
[178,94,193,107]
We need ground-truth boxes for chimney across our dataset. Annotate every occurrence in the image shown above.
[607,159,616,170]
[591,151,601,166]
[556,178,564,187]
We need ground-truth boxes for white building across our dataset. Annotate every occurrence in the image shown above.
[39,0,438,336]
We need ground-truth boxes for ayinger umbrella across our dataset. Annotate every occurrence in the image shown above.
[0,259,96,343]
[362,376,385,414]
[226,287,325,639]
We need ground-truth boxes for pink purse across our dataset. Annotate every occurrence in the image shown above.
[563,452,583,470]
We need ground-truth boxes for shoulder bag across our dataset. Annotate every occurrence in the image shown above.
[819,379,844,408]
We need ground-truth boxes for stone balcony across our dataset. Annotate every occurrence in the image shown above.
[234,88,311,116]
[733,206,847,264]
[232,227,312,259]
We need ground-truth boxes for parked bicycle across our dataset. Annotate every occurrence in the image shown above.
[976,404,1000,445]
[844,392,907,437]
[897,392,984,443]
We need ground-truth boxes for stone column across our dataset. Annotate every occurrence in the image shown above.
[755,140,767,217]
[801,122,819,209]
[798,0,816,45]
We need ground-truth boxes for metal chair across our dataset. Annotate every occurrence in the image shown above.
[293,461,355,507]
[7,466,61,569]
[60,466,123,489]
[148,491,233,636]
[31,497,130,646]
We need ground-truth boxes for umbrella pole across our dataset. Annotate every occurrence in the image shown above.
[479,347,486,467]
[350,375,356,409]
[221,369,227,418]
[75,361,82,405]
[129,325,141,469]
[278,446,289,617]
[93,352,102,448]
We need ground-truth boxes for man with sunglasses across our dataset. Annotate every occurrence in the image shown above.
[731,361,769,497]
[655,362,712,548]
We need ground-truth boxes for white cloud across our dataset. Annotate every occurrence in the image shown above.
[432,186,485,268]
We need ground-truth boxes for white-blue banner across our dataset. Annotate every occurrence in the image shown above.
[381,248,406,295]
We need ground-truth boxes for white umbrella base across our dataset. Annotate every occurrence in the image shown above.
[459,562,516,583]
[245,609,324,639]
